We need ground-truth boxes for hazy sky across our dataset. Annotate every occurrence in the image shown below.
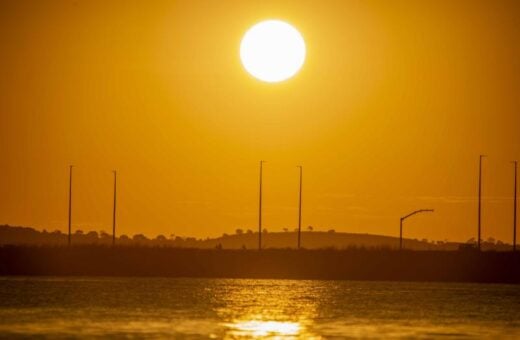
[1,0,519,242]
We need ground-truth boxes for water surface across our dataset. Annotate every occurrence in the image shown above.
[0,277,519,338]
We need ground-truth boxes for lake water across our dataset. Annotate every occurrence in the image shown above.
[0,277,519,338]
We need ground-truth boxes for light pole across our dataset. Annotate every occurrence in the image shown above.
[68,165,73,246]
[399,209,434,250]
[297,166,303,249]
[478,155,486,250]
[112,170,117,247]
[258,161,265,250]
[513,161,517,251]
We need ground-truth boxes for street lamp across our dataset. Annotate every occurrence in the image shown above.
[477,155,486,250]
[400,209,434,250]
[512,161,517,251]
[258,161,265,250]
[112,170,117,247]
[68,165,73,246]
[297,166,302,249]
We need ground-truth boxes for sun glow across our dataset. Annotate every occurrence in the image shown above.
[228,320,301,337]
[240,20,306,83]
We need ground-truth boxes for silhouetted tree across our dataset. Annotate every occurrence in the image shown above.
[133,234,148,244]
[307,226,313,232]
[100,231,111,242]
[86,231,99,243]
[235,229,244,235]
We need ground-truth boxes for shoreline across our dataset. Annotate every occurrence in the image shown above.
[1,246,519,284]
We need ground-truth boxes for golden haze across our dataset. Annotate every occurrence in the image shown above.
[0,0,519,242]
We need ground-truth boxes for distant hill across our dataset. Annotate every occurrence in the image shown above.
[204,230,456,250]
[0,225,513,251]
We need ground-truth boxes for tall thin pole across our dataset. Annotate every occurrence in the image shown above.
[68,165,73,246]
[112,171,117,247]
[258,161,264,250]
[399,218,403,251]
[297,166,302,249]
[478,155,485,251]
[513,161,517,251]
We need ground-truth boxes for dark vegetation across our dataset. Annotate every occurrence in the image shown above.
[0,246,519,283]
[2,225,518,283]
[0,225,514,251]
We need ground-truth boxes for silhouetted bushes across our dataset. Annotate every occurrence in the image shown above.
[1,225,515,251]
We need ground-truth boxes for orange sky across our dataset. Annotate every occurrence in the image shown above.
[1,0,519,242]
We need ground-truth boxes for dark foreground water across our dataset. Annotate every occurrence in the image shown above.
[0,278,519,338]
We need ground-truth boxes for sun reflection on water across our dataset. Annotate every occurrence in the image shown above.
[213,280,321,338]
[227,320,301,338]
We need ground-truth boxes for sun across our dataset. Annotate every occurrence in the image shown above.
[240,20,306,83]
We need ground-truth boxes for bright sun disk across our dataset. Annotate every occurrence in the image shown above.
[240,20,306,83]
